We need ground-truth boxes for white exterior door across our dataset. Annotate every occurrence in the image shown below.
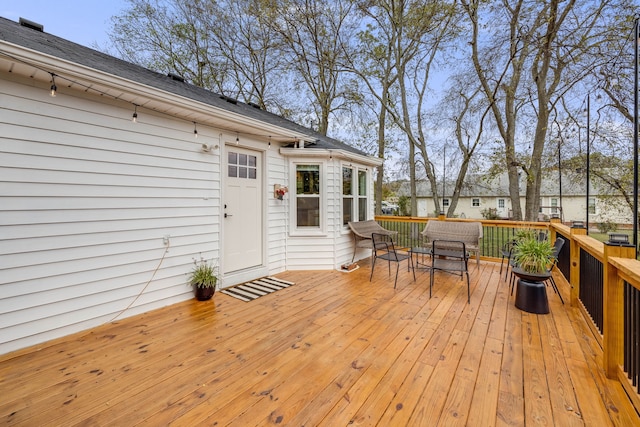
[496,198,507,218]
[223,147,263,273]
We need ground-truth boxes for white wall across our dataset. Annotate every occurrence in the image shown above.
[0,71,378,355]
[0,74,222,354]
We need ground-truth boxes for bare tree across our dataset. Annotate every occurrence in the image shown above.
[263,0,361,135]
[461,0,624,220]
[109,0,290,112]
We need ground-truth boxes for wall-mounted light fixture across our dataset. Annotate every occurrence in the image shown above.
[49,73,57,97]
[132,104,138,122]
[201,144,219,153]
[193,122,198,138]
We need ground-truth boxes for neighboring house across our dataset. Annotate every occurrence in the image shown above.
[398,172,633,226]
[0,17,381,355]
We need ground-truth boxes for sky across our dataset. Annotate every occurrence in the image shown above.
[1,1,129,48]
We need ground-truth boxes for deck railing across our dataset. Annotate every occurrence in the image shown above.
[374,215,640,412]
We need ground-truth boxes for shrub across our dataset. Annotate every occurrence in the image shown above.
[597,220,618,234]
[481,208,500,220]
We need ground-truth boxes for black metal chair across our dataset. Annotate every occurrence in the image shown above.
[370,233,415,289]
[499,239,517,280]
[545,237,565,304]
[429,240,470,303]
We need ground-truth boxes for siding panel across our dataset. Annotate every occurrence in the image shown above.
[0,77,220,354]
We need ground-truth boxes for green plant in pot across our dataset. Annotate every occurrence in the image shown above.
[513,237,554,275]
[190,256,218,301]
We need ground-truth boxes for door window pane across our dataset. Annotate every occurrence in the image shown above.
[228,151,257,179]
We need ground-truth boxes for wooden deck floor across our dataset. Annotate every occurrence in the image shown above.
[2,260,639,426]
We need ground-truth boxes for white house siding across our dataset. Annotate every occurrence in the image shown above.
[266,150,288,274]
[0,75,222,355]
[284,159,371,270]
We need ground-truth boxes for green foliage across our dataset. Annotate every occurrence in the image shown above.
[398,195,410,216]
[513,237,554,274]
[480,208,500,220]
[597,220,618,234]
[514,229,536,242]
[190,256,218,288]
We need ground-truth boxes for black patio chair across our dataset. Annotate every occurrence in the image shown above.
[429,240,470,303]
[499,239,517,280]
[370,232,415,289]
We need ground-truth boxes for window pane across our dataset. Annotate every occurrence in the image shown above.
[239,167,248,178]
[248,168,256,179]
[472,198,479,207]
[238,153,247,166]
[228,165,237,177]
[358,198,367,221]
[297,165,320,194]
[589,197,596,214]
[248,155,256,167]
[228,152,237,164]
[343,167,353,195]
[297,197,320,227]
[358,170,367,196]
[343,197,353,225]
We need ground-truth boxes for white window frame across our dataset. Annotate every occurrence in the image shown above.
[443,198,450,208]
[551,198,558,214]
[588,197,597,215]
[472,198,480,207]
[342,165,355,226]
[341,164,369,226]
[290,161,326,236]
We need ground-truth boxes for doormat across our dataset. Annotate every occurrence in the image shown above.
[220,277,295,302]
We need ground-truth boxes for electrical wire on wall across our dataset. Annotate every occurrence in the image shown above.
[108,240,171,323]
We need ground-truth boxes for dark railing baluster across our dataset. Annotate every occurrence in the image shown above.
[624,281,640,393]
[580,249,604,334]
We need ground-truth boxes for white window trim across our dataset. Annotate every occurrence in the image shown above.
[472,198,480,207]
[341,164,370,230]
[588,197,598,215]
[290,161,327,236]
[341,165,355,228]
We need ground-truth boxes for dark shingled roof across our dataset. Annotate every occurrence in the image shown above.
[0,16,368,156]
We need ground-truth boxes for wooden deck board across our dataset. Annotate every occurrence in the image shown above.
[1,260,638,426]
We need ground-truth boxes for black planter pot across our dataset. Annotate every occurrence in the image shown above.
[511,268,550,314]
[194,286,215,301]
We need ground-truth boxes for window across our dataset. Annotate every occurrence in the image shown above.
[588,197,596,215]
[443,198,450,208]
[551,198,558,214]
[342,167,353,225]
[358,170,367,221]
[498,199,505,209]
[228,152,257,179]
[472,198,480,207]
[342,166,369,225]
[296,164,320,228]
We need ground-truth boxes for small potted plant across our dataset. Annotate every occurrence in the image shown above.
[511,235,555,314]
[513,237,554,275]
[190,256,218,301]
[275,185,288,200]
